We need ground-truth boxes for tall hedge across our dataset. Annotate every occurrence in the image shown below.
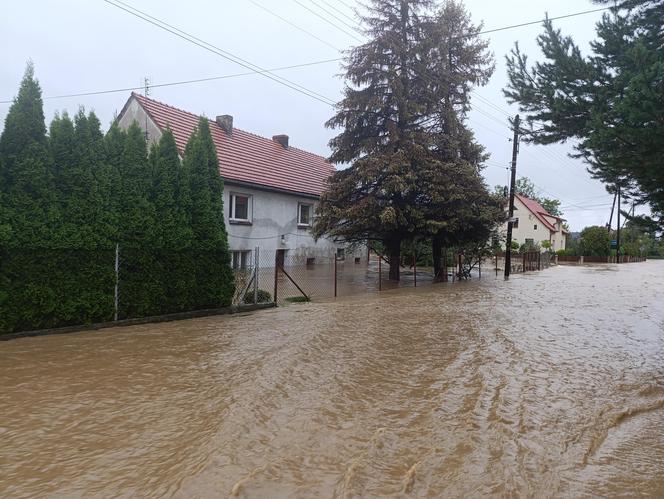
[182,118,234,309]
[0,65,235,335]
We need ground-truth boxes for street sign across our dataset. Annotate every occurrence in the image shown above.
[610,240,618,249]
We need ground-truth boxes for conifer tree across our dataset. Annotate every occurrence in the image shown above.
[504,0,664,227]
[116,122,160,318]
[0,62,59,248]
[0,63,62,332]
[149,128,195,312]
[316,0,500,280]
[182,118,234,308]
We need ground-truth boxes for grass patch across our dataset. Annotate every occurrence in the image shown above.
[284,296,310,303]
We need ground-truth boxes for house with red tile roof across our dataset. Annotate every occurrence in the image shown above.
[503,193,568,251]
[117,92,357,268]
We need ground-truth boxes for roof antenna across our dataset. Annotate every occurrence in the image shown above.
[143,77,151,141]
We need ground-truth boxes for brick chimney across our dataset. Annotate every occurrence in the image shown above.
[272,134,289,149]
[216,115,233,135]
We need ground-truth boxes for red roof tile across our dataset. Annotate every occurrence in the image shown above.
[128,93,333,197]
[515,193,559,232]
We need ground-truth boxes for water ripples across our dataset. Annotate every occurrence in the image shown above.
[1,261,663,497]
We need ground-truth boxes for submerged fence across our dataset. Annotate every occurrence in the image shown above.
[4,244,587,335]
[557,255,647,264]
[237,248,561,306]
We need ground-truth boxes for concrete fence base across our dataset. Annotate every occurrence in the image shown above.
[0,302,276,342]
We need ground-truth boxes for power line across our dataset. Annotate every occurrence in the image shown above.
[248,0,340,51]
[102,0,337,106]
[0,59,342,104]
[471,6,611,38]
[3,3,612,119]
[292,0,364,41]
[307,0,364,34]
[316,0,360,25]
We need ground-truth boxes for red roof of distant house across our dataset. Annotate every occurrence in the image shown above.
[126,93,334,197]
[515,193,561,233]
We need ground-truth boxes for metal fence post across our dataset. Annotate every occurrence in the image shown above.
[413,254,417,287]
[479,257,482,279]
[334,251,338,298]
[378,252,382,291]
[273,250,279,304]
[254,246,259,304]
[114,243,119,321]
[522,252,526,272]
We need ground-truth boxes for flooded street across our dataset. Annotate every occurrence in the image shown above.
[1,262,663,498]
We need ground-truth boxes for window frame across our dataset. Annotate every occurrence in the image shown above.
[297,202,313,228]
[513,217,519,229]
[231,250,252,270]
[229,192,252,224]
[534,224,538,230]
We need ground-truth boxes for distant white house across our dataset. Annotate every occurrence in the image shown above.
[503,194,568,251]
[117,93,361,269]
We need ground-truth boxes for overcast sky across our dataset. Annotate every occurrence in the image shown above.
[0,0,639,231]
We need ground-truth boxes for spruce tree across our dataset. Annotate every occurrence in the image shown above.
[316,0,499,280]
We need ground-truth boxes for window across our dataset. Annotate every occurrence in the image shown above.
[525,238,534,246]
[298,203,313,227]
[230,193,251,223]
[534,224,538,230]
[231,250,251,270]
[513,218,519,228]
[336,248,346,261]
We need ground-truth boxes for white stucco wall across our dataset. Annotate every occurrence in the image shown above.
[223,183,356,261]
[501,197,567,251]
[117,96,364,263]
[117,98,163,145]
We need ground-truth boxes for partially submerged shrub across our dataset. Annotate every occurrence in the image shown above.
[243,289,272,304]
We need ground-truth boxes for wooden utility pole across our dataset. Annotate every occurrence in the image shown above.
[617,185,621,263]
[607,191,617,233]
[504,115,520,279]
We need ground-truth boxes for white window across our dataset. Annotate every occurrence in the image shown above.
[231,250,251,270]
[534,224,538,230]
[513,218,519,229]
[336,248,346,260]
[230,193,251,223]
[298,203,313,227]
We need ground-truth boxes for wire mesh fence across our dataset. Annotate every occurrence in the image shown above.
[3,243,582,335]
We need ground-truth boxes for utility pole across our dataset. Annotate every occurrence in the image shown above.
[607,191,617,233]
[617,184,621,263]
[504,114,520,279]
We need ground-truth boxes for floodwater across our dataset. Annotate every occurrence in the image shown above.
[1,262,663,498]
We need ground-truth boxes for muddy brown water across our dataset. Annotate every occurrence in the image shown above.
[1,262,663,498]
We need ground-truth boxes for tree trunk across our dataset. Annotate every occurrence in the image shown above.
[387,238,401,281]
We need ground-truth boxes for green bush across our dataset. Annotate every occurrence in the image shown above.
[243,289,272,304]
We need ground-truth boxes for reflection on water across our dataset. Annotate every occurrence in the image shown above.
[1,262,663,498]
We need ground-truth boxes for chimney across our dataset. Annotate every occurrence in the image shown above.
[272,134,289,149]
[216,115,233,135]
